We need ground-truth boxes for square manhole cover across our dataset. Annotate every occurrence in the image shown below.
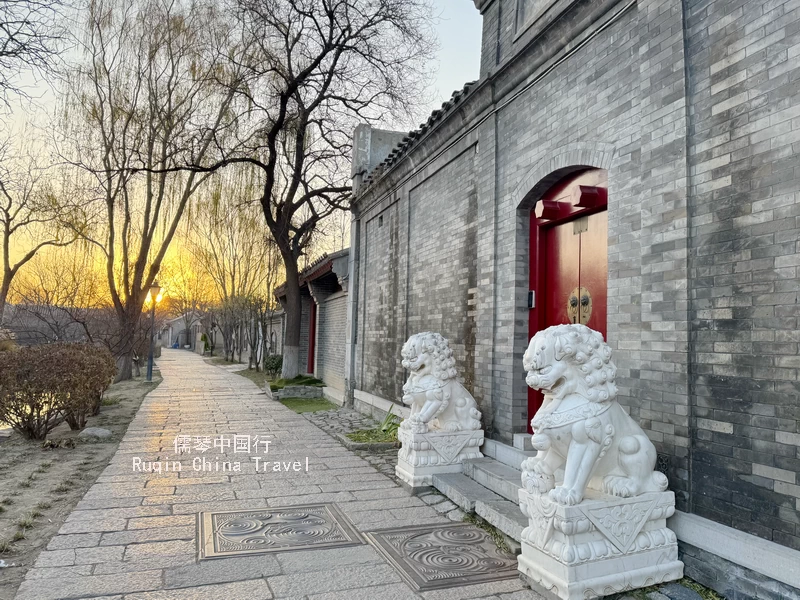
[364,523,518,591]
[197,503,364,559]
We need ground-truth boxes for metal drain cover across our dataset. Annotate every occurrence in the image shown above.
[197,503,364,559]
[364,523,518,591]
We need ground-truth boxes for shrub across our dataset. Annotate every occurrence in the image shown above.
[63,345,117,428]
[380,407,401,440]
[263,354,283,378]
[0,346,70,440]
[0,328,16,352]
[0,343,117,439]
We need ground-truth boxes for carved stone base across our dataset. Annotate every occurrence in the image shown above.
[517,488,683,600]
[395,429,484,487]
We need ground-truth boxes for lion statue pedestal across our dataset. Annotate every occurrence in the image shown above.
[394,332,484,488]
[517,324,682,600]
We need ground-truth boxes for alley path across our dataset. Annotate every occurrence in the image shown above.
[17,349,541,600]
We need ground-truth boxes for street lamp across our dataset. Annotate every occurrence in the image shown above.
[146,281,163,382]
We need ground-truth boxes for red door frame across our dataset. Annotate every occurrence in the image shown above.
[307,300,317,374]
[527,170,608,431]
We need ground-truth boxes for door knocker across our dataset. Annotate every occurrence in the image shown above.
[566,286,592,325]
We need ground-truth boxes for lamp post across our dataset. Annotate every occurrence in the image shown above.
[146,281,162,382]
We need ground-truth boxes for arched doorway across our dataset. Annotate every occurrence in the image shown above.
[527,168,608,430]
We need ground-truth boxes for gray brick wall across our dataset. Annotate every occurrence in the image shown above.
[299,295,311,375]
[350,0,800,558]
[680,542,800,600]
[264,313,284,356]
[317,294,347,391]
[359,201,404,402]
[685,0,800,551]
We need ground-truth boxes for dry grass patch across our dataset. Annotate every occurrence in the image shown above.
[0,371,161,597]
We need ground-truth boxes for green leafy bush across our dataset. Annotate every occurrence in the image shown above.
[263,354,283,378]
[380,407,401,440]
[0,344,117,439]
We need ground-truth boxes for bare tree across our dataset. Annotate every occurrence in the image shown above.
[221,0,434,377]
[0,0,66,104]
[161,251,215,350]
[259,237,283,362]
[0,142,77,323]
[8,243,103,341]
[63,0,243,380]
[187,170,272,302]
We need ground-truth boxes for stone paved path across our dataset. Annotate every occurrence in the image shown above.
[17,349,543,600]
[303,408,401,483]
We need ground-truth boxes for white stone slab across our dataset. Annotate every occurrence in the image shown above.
[395,429,484,487]
[669,511,800,590]
[518,488,682,600]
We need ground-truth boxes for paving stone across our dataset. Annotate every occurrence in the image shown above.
[24,565,94,580]
[339,497,423,511]
[647,592,671,600]
[421,578,529,600]
[123,539,195,560]
[100,525,195,546]
[320,480,397,493]
[307,582,422,599]
[58,518,128,534]
[75,497,145,510]
[15,570,162,600]
[66,506,171,521]
[268,564,402,597]
[498,591,546,599]
[420,493,446,505]
[390,506,442,520]
[164,555,281,588]
[447,508,467,521]
[46,533,101,550]
[127,515,196,529]
[274,545,385,574]
[92,554,196,575]
[33,549,75,568]
[433,499,459,513]
[74,545,126,564]
[352,486,409,499]
[126,579,273,599]
[658,583,703,600]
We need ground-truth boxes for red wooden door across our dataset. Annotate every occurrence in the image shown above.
[527,170,608,428]
[579,211,608,335]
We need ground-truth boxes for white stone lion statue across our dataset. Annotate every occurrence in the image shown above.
[399,332,482,434]
[521,324,668,505]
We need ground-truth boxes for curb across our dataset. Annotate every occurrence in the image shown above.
[333,432,400,451]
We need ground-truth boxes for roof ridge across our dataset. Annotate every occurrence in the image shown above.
[359,81,478,191]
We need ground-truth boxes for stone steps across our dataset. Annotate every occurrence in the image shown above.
[475,499,528,543]
[481,439,535,470]
[432,451,529,544]
[463,458,523,503]
[432,473,504,512]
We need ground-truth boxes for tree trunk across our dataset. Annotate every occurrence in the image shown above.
[112,310,139,382]
[116,350,134,382]
[0,277,10,325]
[281,256,302,379]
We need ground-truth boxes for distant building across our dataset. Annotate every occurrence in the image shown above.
[3,304,93,345]
[159,313,202,350]
[275,249,350,403]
